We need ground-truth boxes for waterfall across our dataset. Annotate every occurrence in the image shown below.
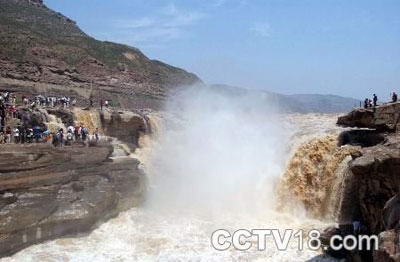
[3,91,345,261]
[276,136,359,220]
[72,108,101,130]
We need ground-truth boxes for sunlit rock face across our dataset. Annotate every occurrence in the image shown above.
[43,108,150,150]
[337,102,400,132]
[99,110,148,149]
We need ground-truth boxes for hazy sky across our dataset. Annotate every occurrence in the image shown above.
[46,0,399,100]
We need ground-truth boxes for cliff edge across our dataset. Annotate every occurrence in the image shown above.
[321,103,400,261]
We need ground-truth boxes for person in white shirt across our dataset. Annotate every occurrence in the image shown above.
[67,125,75,134]
[13,127,20,143]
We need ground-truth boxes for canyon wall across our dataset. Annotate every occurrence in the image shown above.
[333,103,400,261]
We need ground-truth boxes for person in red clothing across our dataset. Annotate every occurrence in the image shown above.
[74,125,81,141]
[11,105,17,118]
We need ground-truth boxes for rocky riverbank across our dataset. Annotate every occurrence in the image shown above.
[0,106,153,257]
[0,143,146,257]
[321,102,400,261]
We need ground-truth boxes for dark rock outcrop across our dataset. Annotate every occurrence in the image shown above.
[0,143,145,257]
[337,142,400,234]
[338,130,385,147]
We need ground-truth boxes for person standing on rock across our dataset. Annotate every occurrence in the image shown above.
[33,126,42,143]
[93,128,100,142]
[53,128,64,147]
[66,130,74,146]
[0,102,5,132]
[19,126,26,144]
[26,127,34,143]
[10,105,17,118]
[364,98,369,109]
[393,92,398,103]
[81,126,88,142]
[373,94,378,107]
[74,125,81,141]
[67,125,75,135]
[13,126,20,143]
[100,99,104,111]
[5,126,11,143]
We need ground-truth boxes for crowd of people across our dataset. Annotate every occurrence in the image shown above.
[25,95,77,108]
[52,125,100,147]
[363,94,378,108]
[0,90,101,146]
[363,92,399,109]
[0,125,48,144]
[0,124,100,146]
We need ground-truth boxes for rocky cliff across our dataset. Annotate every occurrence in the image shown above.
[320,103,400,261]
[337,102,400,131]
[0,143,146,257]
[0,106,154,257]
[0,0,201,109]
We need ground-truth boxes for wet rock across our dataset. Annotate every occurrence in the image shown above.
[383,194,400,230]
[319,226,348,259]
[325,105,400,261]
[0,143,145,257]
[374,230,400,262]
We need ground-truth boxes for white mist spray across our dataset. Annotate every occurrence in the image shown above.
[146,85,292,217]
[5,86,340,261]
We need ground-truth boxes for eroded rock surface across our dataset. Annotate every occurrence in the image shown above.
[337,139,400,234]
[0,143,145,257]
[337,102,400,132]
[321,104,400,261]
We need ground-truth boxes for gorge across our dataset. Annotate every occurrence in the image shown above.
[1,1,398,261]
[1,88,400,262]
